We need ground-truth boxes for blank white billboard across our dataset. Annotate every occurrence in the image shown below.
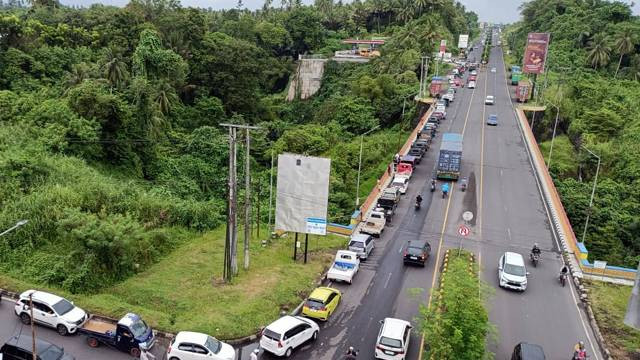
[275,154,331,235]
[458,34,469,49]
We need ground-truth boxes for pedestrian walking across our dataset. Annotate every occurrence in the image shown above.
[394,153,400,164]
[250,348,260,360]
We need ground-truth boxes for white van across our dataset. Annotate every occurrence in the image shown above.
[348,233,375,260]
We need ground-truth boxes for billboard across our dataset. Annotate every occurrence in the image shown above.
[275,154,331,235]
[522,32,550,74]
[458,34,469,49]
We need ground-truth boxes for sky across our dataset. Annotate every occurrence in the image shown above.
[60,0,640,24]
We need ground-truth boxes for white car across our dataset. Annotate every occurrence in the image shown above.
[470,70,477,76]
[467,81,476,89]
[442,93,454,103]
[375,318,412,359]
[14,290,87,336]
[390,175,409,195]
[326,250,360,284]
[498,252,529,291]
[491,67,496,73]
[485,95,495,105]
[260,315,319,357]
[167,331,235,360]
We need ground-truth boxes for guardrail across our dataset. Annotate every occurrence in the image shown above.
[514,108,637,281]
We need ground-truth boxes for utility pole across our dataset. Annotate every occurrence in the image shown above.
[268,152,274,234]
[244,128,251,270]
[29,293,36,360]
[221,123,259,280]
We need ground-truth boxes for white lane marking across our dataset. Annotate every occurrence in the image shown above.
[384,273,392,289]
[498,46,601,360]
[398,245,404,253]
[507,228,512,242]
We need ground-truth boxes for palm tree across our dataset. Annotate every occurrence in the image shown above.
[154,81,179,116]
[586,34,611,69]
[102,48,128,90]
[613,29,636,78]
[395,0,414,24]
[65,62,90,89]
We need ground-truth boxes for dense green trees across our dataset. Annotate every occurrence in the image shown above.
[508,0,640,266]
[0,0,476,292]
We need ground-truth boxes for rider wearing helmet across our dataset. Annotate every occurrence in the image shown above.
[560,264,569,275]
[531,243,541,256]
[416,194,423,204]
[346,346,358,357]
[441,183,450,194]
[573,341,587,359]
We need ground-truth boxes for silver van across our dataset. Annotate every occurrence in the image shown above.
[348,234,375,260]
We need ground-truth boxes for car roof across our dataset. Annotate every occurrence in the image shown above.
[350,233,370,242]
[407,240,427,248]
[518,342,546,359]
[380,318,411,338]
[486,95,494,98]
[174,331,209,345]
[489,114,497,119]
[5,335,60,355]
[308,287,338,301]
[504,252,525,266]
[266,315,308,333]
[20,290,64,305]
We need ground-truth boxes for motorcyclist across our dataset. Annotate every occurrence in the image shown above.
[416,194,423,205]
[531,243,541,256]
[560,264,569,275]
[573,341,587,359]
[345,346,358,358]
[430,178,436,191]
[441,183,450,197]
[461,177,468,191]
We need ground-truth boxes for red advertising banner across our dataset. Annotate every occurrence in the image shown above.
[439,39,447,54]
[523,33,550,74]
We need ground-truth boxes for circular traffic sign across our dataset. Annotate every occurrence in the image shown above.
[458,225,470,237]
[462,211,474,222]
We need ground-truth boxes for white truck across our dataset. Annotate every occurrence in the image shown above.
[326,250,360,284]
[360,209,386,237]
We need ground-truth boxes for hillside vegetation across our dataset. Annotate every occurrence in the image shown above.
[506,0,640,267]
[0,0,477,294]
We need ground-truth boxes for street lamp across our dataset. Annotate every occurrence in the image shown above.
[355,125,381,207]
[0,220,28,237]
[579,146,600,245]
[546,102,560,170]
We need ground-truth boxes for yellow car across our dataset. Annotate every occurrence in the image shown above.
[301,287,341,321]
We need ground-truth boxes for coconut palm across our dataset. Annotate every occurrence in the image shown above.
[612,29,636,78]
[65,62,90,89]
[154,81,179,116]
[586,33,611,69]
[102,48,128,90]
[395,0,414,23]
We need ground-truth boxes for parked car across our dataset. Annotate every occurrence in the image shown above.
[78,313,155,357]
[412,139,430,154]
[511,342,546,360]
[0,335,75,360]
[360,209,386,237]
[301,287,341,321]
[326,250,360,284]
[485,95,495,105]
[260,316,319,358]
[390,175,410,195]
[408,146,423,161]
[348,233,375,260]
[442,93,454,103]
[166,331,235,360]
[15,290,87,336]
[433,109,446,119]
[470,70,477,76]
[403,241,431,267]
[467,81,476,89]
[498,252,529,291]
[487,114,498,126]
[374,318,412,360]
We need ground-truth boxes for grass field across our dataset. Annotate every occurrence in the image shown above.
[0,227,348,339]
[586,281,640,358]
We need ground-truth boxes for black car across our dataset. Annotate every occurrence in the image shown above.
[0,335,75,360]
[511,342,545,360]
[403,240,431,267]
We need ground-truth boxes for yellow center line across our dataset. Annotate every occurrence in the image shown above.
[418,184,454,360]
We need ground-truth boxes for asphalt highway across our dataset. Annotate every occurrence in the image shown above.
[0,34,602,360]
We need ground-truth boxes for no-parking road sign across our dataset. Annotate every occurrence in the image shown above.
[458,225,470,237]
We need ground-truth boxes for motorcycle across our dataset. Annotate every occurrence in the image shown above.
[461,178,468,192]
[530,252,540,267]
[559,272,568,287]
[415,201,421,210]
[572,350,588,360]
[345,349,359,360]
[430,181,436,192]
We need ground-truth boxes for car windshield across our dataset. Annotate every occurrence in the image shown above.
[305,299,325,310]
[262,329,281,341]
[348,241,364,248]
[392,181,405,187]
[130,319,149,338]
[204,336,222,354]
[504,263,526,277]
[406,246,424,256]
[380,336,402,348]
[39,344,64,360]
[52,299,74,316]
